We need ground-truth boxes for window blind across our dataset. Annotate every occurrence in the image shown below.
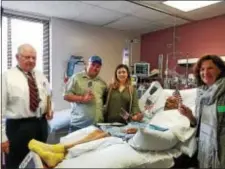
[3,10,50,81]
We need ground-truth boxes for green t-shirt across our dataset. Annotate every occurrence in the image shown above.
[64,71,107,128]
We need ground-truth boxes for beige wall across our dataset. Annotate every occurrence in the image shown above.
[51,18,140,110]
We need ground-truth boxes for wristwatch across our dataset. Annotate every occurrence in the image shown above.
[190,120,197,127]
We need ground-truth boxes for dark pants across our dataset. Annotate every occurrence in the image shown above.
[5,116,48,169]
[172,151,199,168]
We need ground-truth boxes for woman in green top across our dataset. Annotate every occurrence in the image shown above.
[104,64,143,123]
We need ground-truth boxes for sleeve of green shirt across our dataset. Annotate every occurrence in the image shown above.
[131,87,141,114]
[63,75,77,95]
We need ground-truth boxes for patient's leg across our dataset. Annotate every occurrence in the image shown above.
[29,129,110,152]
[28,129,110,167]
[64,129,110,149]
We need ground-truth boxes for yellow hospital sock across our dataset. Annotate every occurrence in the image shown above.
[28,139,65,153]
[28,140,64,168]
[40,151,64,168]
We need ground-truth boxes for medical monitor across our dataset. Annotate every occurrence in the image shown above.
[134,62,150,77]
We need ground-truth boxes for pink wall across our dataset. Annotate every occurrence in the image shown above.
[141,14,225,73]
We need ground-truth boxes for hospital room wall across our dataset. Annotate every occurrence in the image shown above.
[141,14,225,72]
[51,18,140,111]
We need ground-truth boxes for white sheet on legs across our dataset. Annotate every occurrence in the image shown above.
[55,125,181,168]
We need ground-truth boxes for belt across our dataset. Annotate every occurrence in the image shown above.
[7,113,46,122]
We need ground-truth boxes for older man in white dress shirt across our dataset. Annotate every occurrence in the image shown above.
[1,44,53,169]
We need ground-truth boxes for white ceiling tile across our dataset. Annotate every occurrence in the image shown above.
[82,1,143,14]
[2,1,85,19]
[105,15,151,30]
[2,0,225,34]
[133,7,170,21]
[137,1,165,5]
[72,4,126,26]
[136,24,164,34]
[156,15,189,27]
[80,1,103,6]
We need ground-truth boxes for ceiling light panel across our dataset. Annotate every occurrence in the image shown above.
[163,1,221,12]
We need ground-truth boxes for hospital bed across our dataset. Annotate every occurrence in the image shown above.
[47,108,71,144]
[20,81,198,168]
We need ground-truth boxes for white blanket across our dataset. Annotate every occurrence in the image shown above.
[57,125,179,168]
[149,109,196,142]
[65,136,125,159]
[149,109,197,157]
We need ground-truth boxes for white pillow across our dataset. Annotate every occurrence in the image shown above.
[164,88,197,116]
[56,143,147,168]
[128,127,178,151]
[180,88,197,116]
[48,109,71,131]
[60,125,98,145]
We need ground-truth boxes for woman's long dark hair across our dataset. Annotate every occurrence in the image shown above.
[193,55,225,86]
[111,64,131,89]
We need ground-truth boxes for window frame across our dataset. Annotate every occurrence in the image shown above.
[2,9,50,81]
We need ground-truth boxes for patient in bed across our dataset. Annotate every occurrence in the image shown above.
[123,90,183,135]
[28,129,110,168]
[28,90,183,168]
[164,96,180,110]
[164,89,182,110]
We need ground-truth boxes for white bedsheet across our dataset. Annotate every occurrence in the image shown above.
[56,143,181,168]
[56,125,182,168]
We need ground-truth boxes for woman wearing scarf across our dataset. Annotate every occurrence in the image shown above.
[179,55,225,168]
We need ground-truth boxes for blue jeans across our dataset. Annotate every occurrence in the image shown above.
[68,125,81,133]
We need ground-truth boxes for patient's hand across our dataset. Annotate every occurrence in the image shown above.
[123,128,137,134]
[179,104,196,125]
[1,141,9,154]
[164,96,179,110]
[131,112,143,122]
[45,111,54,120]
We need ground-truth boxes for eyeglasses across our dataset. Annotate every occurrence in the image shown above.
[20,55,36,60]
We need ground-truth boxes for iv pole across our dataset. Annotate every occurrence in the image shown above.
[185,53,189,88]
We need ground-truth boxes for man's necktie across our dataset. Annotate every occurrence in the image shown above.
[27,72,39,112]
